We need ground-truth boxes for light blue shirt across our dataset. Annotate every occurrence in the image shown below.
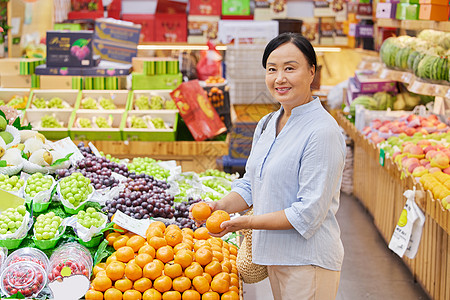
[231,98,346,271]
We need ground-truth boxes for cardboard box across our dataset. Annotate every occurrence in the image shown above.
[93,40,138,64]
[302,18,319,44]
[347,77,374,103]
[47,31,95,67]
[354,71,397,93]
[121,110,178,141]
[132,57,179,74]
[170,80,226,141]
[190,0,222,15]
[222,0,251,15]
[23,109,73,140]
[39,76,83,90]
[154,13,188,42]
[254,0,287,20]
[419,0,448,4]
[0,75,36,88]
[94,18,142,45]
[355,24,374,38]
[377,2,397,19]
[419,4,449,21]
[35,61,132,77]
[396,3,420,20]
[0,58,46,76]
[319,17,334,45]
[357,3,373,15]
[131,73,183,90]
[69,110,125,141]
[188,15,220,44]
[334,22,349,46]
[313,0,334,17]
[122,14,156,42]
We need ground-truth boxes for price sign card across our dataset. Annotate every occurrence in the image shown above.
[112,210,150,238]
[50,137,84,164]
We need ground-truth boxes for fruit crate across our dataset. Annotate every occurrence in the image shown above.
[78,90,132,112]
[26,89,81,113]
[69,111,124,141]
[22,110,73,140]
[120,110,179,141]
[0,88,31,110]
[129,90,178,111]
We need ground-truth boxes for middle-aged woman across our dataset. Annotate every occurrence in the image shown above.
[199,32,346,299]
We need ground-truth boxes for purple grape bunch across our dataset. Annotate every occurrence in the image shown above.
[173,197,202,229]
[70,44,90,60]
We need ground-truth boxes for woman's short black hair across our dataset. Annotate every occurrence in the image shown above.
[262,32,317,70]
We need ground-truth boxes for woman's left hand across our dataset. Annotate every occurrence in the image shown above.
[208,216,252,237]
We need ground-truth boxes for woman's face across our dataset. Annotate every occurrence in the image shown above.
[265,42,315,108]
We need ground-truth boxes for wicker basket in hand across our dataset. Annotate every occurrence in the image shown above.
[236,208,268,284]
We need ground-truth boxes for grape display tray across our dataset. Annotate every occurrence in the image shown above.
[130,90,175,110]
[22,110,73,140]
[26,89,81,112]
[0,88,31,109]
[78,90,132,112]
[120,110,179,141]
[69,110,125,141]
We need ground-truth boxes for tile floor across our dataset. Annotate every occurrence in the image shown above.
[242,193,431,300]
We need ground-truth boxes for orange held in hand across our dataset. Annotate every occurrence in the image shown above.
[191,202,212,221]
[206,210,230,234]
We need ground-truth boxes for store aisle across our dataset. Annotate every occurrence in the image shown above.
[243,193,430,300]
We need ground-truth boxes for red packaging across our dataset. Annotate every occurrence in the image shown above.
[154,13,187,42]
[69,0,104,19]
[170,80,226,141]
[122,14,156,42]
[107,0,122,19]
[190,0,222,16]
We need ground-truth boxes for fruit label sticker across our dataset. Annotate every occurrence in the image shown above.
[48,274,90,300]
[113,210,150,238]
[50,137,84,164]
[379,148,385,166]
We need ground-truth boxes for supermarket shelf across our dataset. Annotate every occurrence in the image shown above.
[376,18,450,32]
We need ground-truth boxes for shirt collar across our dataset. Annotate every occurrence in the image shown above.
[278,97,321,116]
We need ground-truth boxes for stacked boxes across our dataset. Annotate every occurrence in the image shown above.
[396,2,420,20]
[0,58,45,88]
[46,31,96,67]
[131,58,183,90]
[346,70,398,105]
[419,0,449,21]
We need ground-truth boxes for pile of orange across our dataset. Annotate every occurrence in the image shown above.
[86,221,239,300]
[191,203,231,235]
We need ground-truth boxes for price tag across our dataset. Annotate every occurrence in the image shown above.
[88,142,102,158]
[379,148,385,166]
[49,137,84,164]
[112,210,150,238]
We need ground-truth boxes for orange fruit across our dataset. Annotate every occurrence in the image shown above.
[192,203,212,221]
[156,245,174,263]
[106,254,118,265]
[106,232,121,246]
[214,272,230,283]
[220,291,238,300]
[229,246,237,256]
[182,290,201,300]
[125,262,143,281]
[96,270,108,278]
[104,288,122,300]
[154,275,172,293]
[206,211,230,234]
[116,246,135,263]
[229,277,238,288]
[115,278,133,293]
[207,238,222,248]
[174,243,192,254]
[181,228,194,237]
[147,227,164,239]
[165,229,183,247]
[162,291,181,300]
[164,262,183,279]
[172,276,192,293]
[92,276,112,292]
[148,221,166,233]
[127,235,146,252]
[165,224,180,233]
[184,262,203,280]
[192,275,210,294]
[221,260,231,272]
[113,223,128,233]
[228,286,239,294]
[143,261,164,280]
[193,228,210,240]
[139,244,156,258]
[135,253,154,269]
[182,234,194,242]
[201,291,219,300]
[212,251,223,262]
[174,249,193,269]
[85,290,104,300]
[143,288,162,300]
[114,236,130,250]
[194,248,212,266]
[149,237,168,250]
[93,263,107,277]
[106,261,126,281]
[210,278,229,294]
[204,261,222,277]
[123,289,142,300]
[125,232,137,239]
[194,240,209,252]
[202,273,212,284]
[134,277,153,293]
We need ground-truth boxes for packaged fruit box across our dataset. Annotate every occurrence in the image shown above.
[78,90,132,112]
[22,110,73,140]
[69,111,124,141]
[120,110,178,141]
[130,90,178,111]
[25,89,81,112]
[0,88,31,110]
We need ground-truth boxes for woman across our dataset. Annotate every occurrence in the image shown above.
[202,33,345,299]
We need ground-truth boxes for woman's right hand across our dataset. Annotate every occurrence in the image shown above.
[189,200,220,226]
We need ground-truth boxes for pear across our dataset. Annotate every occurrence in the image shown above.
[23,137,44,156]
[0,131,14,145]
[1,148,23,166]
[19,130,46,143]
[29,149,53,166]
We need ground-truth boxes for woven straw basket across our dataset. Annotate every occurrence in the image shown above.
[236,208,268,284]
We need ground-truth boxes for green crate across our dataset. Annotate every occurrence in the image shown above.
[396,3,420,20]
[131,73,183,90]
[121,110,179,141]
[23,109,75,140]
[222,0,251,15]
[69,110,125,141]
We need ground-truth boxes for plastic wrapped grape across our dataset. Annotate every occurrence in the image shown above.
[47,97,65,109]
[202,179,231,193]
[0,205,27,235]
[59,172,93,208]
[164,99,177,110]
[150,117,167,129]
[76,208,105,228]
[33,97,47,109]
[127,157,170,180]
[81,97,98,109]
[149,96,163,109]
[135,96,150,110]
[41,115,63,128]
[0,175,25,192]
[99,97,116,110]
[25,173,53,197]
[130,115,147,128]
[201,191,221,201]
[199,169,233,180]
[7,96,25,108]
[78,118,92,128]
[33,212,62,240]
[95,116,111,128]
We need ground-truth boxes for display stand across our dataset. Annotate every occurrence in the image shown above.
[337,111,450,300]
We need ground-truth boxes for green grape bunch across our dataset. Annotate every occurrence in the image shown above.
[25,173,53,197]
[0,205,27,235]
[81,97,98,109]
[99,97,117,110]
[41,115,63,128]
[201,191,221,201]
[104,153,120,163]
[130,115,147,128]
[0,100,5,106]
[150,117,166,129]
[47,97,65,109]
[34,212,62,240]
[33,97,47,109]
[149,96,164,110]
[203,179,231,194]
[127,157,170,180]
[78,117,92,128]
[164,99,177,110]
[200,169,233,181]
[95,116,111,128]
[0,175,25,192]
[135,95,150,110]
[77,207,105,229]
[59,172,93,207]
[7,96,24,107]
